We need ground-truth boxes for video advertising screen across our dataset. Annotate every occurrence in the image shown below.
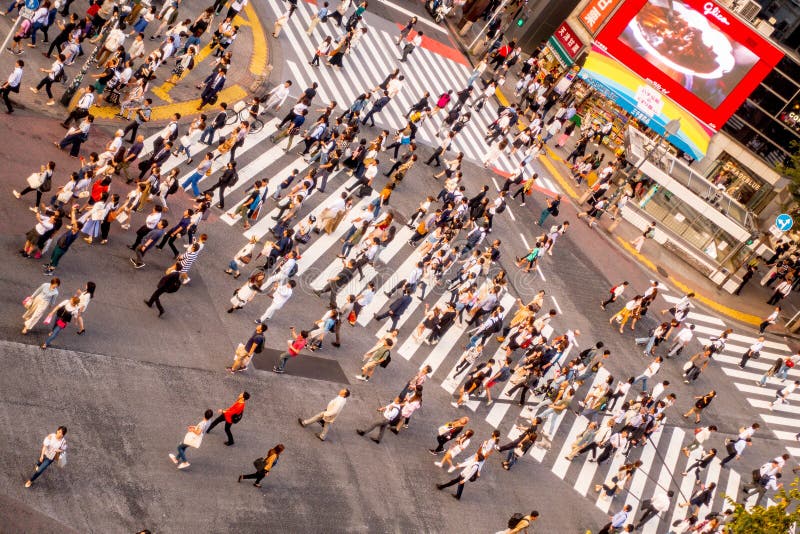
[595,0,783,130]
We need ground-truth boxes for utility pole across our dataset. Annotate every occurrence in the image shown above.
[60,14,119,107]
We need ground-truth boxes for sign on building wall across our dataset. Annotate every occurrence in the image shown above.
[579,0,623,35]
[554,21,584,58]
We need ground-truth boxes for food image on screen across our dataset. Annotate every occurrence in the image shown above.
[618,0,759,108]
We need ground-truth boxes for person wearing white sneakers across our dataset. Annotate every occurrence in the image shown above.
[24,426,67,488]
[30,53,64,106]
[434,430,473,472]
[769,380,799,410]
[169,409,213,469]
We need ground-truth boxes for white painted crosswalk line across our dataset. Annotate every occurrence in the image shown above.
[724,469,741,510]
[696,459,721,520]
[357,244,424,327]
[219,148,300,223]
[243,170,352,240]
[722,367,800,392]
[734,380,800,402]
[176,122,276,194]
[425,293,516,377]
[285,60,332,105]
[641,427,684,534]
[397,288,453,360]
[624,427,664,525]
[760,410,800,426]
[669,450,703,527]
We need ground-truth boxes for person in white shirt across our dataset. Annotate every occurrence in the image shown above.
[169,409,213,469]
[436,451,485,499]
[30,55,65,105]
[738,336,765,368]
[631,356,662,392]
[265,80,293,111]
[259,279,296,322]
[681,424,717,456]
[2,59,24,114]
[769,380,799,410]
[634,489,674,529]
[356,397,403,444]
[299,389,349,441]
[759,306,781,334]
[740,470,782,505]
[387,75,405,98]
[600,281,628,309]
[667,324,695,358]
[650,380,669,400]
[351,282,375,323]
[25,426,68,487]
[61,85,95,127]
[768,279,792,305]
[399,31,423,62]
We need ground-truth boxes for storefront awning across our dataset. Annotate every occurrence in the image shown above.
[577,46,712,161]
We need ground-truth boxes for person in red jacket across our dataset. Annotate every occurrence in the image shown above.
[205,391,249,446]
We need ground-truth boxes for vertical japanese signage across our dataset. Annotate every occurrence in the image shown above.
[553,22,584,59]
[579,0,623,35]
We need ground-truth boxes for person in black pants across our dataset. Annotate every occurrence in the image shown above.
[361,91,390,127]
[144,270,182,317]
[430,417,468,454]
[203,161,238,209]
[435,452,484,499]
[238,444,284,487]
[206,392,249,446]
[506,366,540,406]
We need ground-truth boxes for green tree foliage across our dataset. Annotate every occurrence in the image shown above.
[723,478,800,533]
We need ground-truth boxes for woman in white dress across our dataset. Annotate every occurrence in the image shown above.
[22,279,60,334]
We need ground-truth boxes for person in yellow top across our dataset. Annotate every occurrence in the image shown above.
[238,444,285,488]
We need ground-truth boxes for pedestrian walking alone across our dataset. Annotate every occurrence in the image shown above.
[24,426,67,487]
[238,444,284,488]
[298,389,350,441]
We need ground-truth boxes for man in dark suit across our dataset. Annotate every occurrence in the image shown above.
[138,142,173,179]
[360,90,391,127]
[202,161,238,209]
[198,68,227,110]
[200,102,228,144]
[144,270,183,316]
[373,288,413,330]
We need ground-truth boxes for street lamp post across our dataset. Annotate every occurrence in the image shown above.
[59,15,119,107]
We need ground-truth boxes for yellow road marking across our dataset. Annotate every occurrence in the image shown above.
[89,84,249,120]
[538,152,578,200]
[616,237,762,325]
[243,3,269,76]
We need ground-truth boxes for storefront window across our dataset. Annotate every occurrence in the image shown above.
[706,154,772,210]
[637,184,743,271]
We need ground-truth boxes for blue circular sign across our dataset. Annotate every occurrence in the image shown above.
[24,0,39,9]
[776,213,793,232]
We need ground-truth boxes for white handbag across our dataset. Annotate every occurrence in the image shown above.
[56,452,67,468]
[26,172,45,189]
[183,430,203,449]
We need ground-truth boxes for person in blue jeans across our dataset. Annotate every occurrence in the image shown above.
[169,409,213,469]
[182,153,213,197]
[25,426,67,487]
[41,296,80,349]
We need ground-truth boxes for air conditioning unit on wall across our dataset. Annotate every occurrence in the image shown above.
[734,0,762,22]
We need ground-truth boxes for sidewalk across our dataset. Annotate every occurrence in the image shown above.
[0,4,268,126]
[543,140,800,338]
[439,6,799,336]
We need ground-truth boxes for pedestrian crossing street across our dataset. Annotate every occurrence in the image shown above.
[135,120,793,530]
[660,294,800,458]
[263,0,559,193]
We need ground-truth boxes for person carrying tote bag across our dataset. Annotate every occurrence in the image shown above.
[169,409,213,470]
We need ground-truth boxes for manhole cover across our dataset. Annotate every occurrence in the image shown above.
[656,266,669,277]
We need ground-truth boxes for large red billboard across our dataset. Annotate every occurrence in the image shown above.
[594,0,783,130]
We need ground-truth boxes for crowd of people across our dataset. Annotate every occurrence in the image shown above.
[7,1,800,533]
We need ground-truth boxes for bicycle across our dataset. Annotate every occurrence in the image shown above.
[239,107,264,133]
